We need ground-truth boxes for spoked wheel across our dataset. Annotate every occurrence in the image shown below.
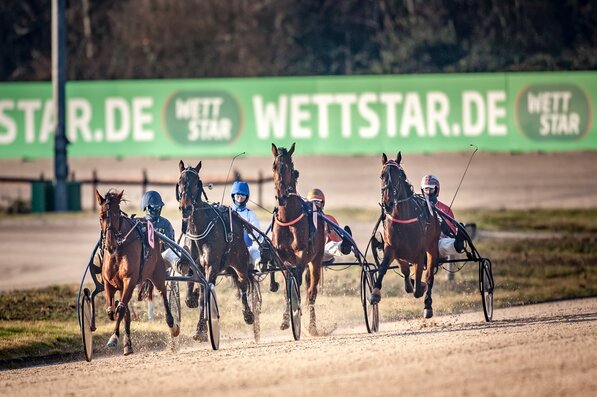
[167,280,181,327]
[207,284,220,350]
[361,265,379,333]
[287,274,301,341]
[79,288,94,362]
[249,283,262,343]
[480,258,494,322]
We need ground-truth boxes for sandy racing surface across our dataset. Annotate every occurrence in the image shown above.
[1,298,596,397]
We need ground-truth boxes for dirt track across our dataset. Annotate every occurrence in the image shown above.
[1,298,596,397]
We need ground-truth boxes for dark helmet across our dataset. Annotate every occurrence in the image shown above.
[141,190,164,211]
[421,175,440,196]
[231,181,250,199]
[141,190,164,220]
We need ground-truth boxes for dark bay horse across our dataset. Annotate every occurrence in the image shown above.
[176,160,255,341]
[271,143,326,335]
[95,190,179,355]
[370,152,441,318]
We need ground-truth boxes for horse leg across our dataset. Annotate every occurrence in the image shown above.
[231,262,254,325]
[104,282,117,321]
[307,262,321,336]
[269,272,279,292]
[185,280,199,308]
[423,251,437,318]
[413,260,427,299]
[123,305,133,355]
[371,248,394,304]
[399,261,414,293]
[194,266,216,342]
[108,277,136,355]
[152,266,181,337]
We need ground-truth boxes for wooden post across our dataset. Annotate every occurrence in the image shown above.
[258,170,263,207]
[142,169,148,195]
[92,169,98,211]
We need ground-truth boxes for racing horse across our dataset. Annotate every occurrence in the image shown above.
[95,190,180,355]
[271,143,326,335]
[370,152,441,318]
[177,160,255,341]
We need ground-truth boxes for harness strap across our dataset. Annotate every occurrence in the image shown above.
[386,213,418,224]
[275,212,305,227]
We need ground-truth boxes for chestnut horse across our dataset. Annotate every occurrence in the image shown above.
[176,160,255,341]
[271,143,326,335]
[370,152,441,318]
[95,190,179,355]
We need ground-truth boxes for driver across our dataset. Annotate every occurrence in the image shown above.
[230,181,263,272]
[420,175,465,257]
[139,190,176,320]
[306,188,353,263]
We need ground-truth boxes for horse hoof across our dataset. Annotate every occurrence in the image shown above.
[193,332,208,342]
[270,282,279,293]
[405,278,414,294]
[185,295,199,309]
[171,324,180,337]
[424,308,433,319]
[243,311,254,325]
[369,288,381,304]
[280,321,290,330]
[124,345,134,356]
[414,281,427,298]
[106,334,119,349]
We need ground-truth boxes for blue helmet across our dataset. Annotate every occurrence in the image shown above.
[231,181,250,198]
[141,190,164,211]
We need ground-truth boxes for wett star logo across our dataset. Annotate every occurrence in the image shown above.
[515,84,592,141]
[164,91,242,145]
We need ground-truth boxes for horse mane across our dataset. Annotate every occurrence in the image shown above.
[104,190,128,205]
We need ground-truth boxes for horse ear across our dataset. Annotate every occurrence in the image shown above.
[95,190,104,206]
[117,190,124,201]
[271,143,278,157]
[382,153,388,164]
[179,160,185,173]
[288,142,296,156]
[396,152,402,164]
[195,161,202,173]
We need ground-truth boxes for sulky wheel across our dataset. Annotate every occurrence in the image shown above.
[79,288,94,362]
[287,274,302,341]
[249,284,262,343]
[361,265,379,333]
[480,258,494,322]
[207,284,220,350]
[167,279,181,327]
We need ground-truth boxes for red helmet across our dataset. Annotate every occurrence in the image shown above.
[421,175,440,196]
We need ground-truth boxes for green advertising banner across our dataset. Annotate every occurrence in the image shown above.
[0,72,595,158]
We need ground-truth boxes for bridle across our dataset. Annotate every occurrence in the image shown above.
[273,154,297,206]
[176,167,205,221]
[101,196,137,253]
[381,160,413,210]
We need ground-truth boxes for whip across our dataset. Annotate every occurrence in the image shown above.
[220,152,246,204]
[449,144,478,209]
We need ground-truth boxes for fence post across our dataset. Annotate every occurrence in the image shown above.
[142,169,148,195]
[92,169,98,211]
[258,170,263,207]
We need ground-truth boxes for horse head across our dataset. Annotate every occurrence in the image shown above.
[96,189,124,254]
[272,142,298,206]
[177,160,203,220]
[381,152,413,212]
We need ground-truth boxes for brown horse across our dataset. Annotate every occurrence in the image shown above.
[271,143,326,335]
[95,190,179,355]
[176,160,255,341]
[370,152,441,318]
